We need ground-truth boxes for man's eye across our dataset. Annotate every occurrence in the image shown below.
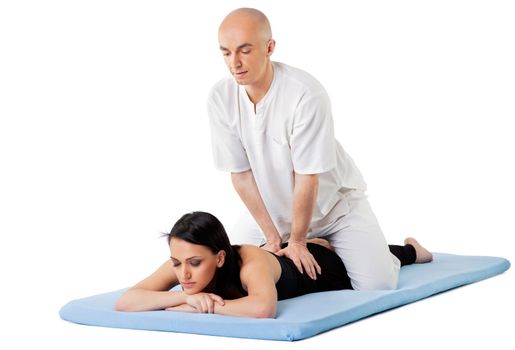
[242,50,251,54]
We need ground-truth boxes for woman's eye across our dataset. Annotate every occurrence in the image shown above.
[190,260,201,267]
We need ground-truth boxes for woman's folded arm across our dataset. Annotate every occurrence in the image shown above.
[115,259,180,311]
[213,294,276,318]
[214,259,278,318]
[115,289,186,312]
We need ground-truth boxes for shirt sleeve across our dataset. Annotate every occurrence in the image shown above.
[291,91,336,174]
[207,90,251,173]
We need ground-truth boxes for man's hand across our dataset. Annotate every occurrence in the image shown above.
[276,241,321,280]
[261,238,282,253]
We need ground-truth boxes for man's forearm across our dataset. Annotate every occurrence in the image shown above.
[290,173,319,243]
[231,170,281,243]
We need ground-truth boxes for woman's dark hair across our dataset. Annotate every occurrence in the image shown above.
[167,211,242,298]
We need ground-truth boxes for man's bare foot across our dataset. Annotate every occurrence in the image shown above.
[404,237,433,263]
[307,238,335,251]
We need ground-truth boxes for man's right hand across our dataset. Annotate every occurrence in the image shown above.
[276,240,322,280]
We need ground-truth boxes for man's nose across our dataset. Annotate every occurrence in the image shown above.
[229,53,241,69]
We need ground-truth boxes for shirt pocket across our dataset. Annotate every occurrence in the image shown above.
[265,132,294,172]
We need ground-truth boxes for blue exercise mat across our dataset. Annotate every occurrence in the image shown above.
[59,253,510,341]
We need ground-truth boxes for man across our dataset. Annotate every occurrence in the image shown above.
[207,8,400,290]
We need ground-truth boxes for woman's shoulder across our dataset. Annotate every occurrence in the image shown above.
[236,245,281,284]
[237,244,266,258]
[237,244,277,266]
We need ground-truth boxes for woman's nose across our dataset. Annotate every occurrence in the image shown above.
[182,266,191,280]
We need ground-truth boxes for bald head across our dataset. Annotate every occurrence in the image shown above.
[217,8,276,91]
[219,7,272,43]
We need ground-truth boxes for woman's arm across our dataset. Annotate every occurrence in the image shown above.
[214,258,278,318]
[114,259,184,312]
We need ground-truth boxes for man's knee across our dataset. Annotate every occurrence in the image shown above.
[350,264,400,291]
[351,274,399,290]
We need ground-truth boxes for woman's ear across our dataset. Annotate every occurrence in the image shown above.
[216,250,226,268]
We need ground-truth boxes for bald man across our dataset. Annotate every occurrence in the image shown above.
[208,8,401,290]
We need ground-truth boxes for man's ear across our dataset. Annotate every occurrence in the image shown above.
[267,39,276,56]
[217,250,226,268]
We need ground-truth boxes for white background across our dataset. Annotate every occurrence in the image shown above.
[1,0,514,348]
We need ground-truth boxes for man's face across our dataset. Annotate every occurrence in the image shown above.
[218,20,273,86]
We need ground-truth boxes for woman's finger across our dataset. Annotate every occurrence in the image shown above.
[209,293,225,306]
[197,298,206,313]
[206,296,214,314]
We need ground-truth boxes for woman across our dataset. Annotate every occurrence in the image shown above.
[115,211,432,318]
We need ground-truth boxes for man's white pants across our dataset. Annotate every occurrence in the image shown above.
[229,190,401,290]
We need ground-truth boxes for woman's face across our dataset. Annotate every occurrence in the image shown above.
[169,237,225,295]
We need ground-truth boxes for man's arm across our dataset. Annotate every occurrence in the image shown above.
[290,173,319,243]
[276,173,322,280]
[231,170,282,251]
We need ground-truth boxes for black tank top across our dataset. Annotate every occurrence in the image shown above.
[235,243,352,300]
[272,243,352,300]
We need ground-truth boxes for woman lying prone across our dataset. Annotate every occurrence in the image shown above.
[115,211,432,318]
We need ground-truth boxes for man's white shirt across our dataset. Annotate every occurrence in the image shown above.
[208,61,367,236]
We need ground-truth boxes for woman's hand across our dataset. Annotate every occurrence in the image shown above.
[180,293,225,313]
[165,304,197,313]
[165,293,224,313]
